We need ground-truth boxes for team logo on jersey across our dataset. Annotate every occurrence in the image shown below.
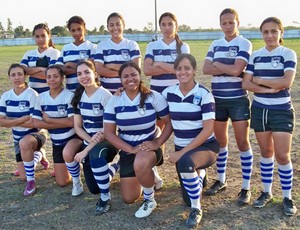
[228,46,238,57]
[93,104,100,115]
[79,51,88,60]
[57,105,67,116]
[137,105,146,116]
[271,57,281,68]
[193,94,201,105]
[170,50,178,60]
[121,50,130,60]
[18,101,27,111]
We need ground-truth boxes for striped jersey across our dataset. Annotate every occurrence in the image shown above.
[144,39,190,93]
[75,86,112,145]
[205,35,252,99]
[162,82,215,149]
[94,38,141,93]
[20,47,60,93]
[104,90,169,153]
[0,87,38,142]
[32,89,75,146]
[56,40,97,92]
[245,45,297,110]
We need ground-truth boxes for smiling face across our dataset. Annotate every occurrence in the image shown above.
[46,68,64,90]
[77,63,97,88]
[261,21,283,51]
[120,66,140,93]
[9,66,27,88]
[175,57,196,85]
[107,16,124,42]
[220,13,239,41]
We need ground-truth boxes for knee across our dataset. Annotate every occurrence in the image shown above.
[275,153,291,165]
[177,156,194,173]
[56,178,71,187]
[122,194,140,204]
[63,150,75,162]
[237,140,250,152]
[134,156,151,173]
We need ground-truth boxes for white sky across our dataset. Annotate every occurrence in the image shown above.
[0,0,299,31]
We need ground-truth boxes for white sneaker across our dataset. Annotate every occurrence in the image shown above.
[72,181,84,197]
[135,199,157,218]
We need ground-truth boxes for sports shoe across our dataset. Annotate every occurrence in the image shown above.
[283,197,297,216]
[13,169,19,176]
[254,192,273,208]
[205,180,227,196]
[72,181,84,197]
[50,170,55,177]
[135,199,157,218]
[23,180,36,197]
[39,149,50,170]
[95,198,111,215]
[186,208,202,227]
[237,189,251,206]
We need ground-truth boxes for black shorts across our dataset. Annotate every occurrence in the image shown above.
[215,97,250,122]
[250,106,294,133]
[52,145,65,163]
[120,148,163,178]
[14,132,47,162]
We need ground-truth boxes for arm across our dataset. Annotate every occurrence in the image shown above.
[242,73,280,94]
[212,59,247,77]
[0,115,30,127]
[95,62,118,78]
[73,114,92,143]
[104,122,139,154]
[144,58,170,76]
[202,59,225,76]
[252,70,295,89]
[33,116,74,129]
[62,62,77,75]
[23,66,47,80]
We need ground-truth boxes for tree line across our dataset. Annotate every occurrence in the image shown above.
[1,18,300,39]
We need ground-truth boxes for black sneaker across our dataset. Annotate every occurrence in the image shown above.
[237,189,251,206]
[283,197,297,216]
[186,208,202,227]
[254,192,273,208]
[95,198,111,215]
[205,180,227,196]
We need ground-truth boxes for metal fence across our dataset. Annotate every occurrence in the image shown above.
[1,30,300,46]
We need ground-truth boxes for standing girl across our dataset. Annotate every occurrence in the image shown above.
[71,60,119,214]
[242,17,297,216]
[94,12,141,94]
[32,65,82,190]
[56,16,97,92]
[0,64,47,196]
[20,23,60,94]
[203,8,253,205]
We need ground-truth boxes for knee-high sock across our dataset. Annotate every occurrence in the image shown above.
[180,171,201,210]
[260,157,274,193]
[278,162,293,199]
[240,148,253,190]
[24,160,35,181]
[216,147,228,183]
[65,161,81,183]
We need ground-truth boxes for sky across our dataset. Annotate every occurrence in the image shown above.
[0,0,299,31]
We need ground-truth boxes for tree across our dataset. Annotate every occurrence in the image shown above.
[143,22,154,33]
[51,26,68,36]
[178,24,191,32]
[99,25,105,34]
[14,25,25,38]
[0,22,4,35]
[7,18,13,33]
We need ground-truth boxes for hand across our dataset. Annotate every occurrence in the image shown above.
[42,112,50,123]
[74,150,88,163]
[90,131,104,143]
[139,140,159,151]
[114,87,124,96]
[167,150,184,164]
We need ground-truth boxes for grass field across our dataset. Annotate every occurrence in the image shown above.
[0,39,300,229]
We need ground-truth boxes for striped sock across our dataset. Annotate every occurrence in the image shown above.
[198,169,206,194]
[260,157,274,193]
[23,160,35,181]
[278,162,293,199]
[216,147,228,183]
[181,171,201,209]
[33,151,42,169]
[240,148,253,189]
[108,162,119,181]
[65,161,81,183]
[143,186,155,201]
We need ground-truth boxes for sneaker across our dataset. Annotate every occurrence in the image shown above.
[205,180,227,196]
[186,208,202,227]
[237,189,251,206]
[283,197,297,216]
[135,199,157,218]
[23,180,36,197]
[95,198,111,215]
[50,170,55,177]
[72,182,84,197]
[254,192,273,208]
[13,169,19,176]
[40,149,50,170]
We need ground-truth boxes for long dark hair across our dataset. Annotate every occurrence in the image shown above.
[260,17,284,45]
[71,60,100,108]
[118,62,152,108]
[174,53,197,71]
[33,23,55,48]
[159,12,183,55]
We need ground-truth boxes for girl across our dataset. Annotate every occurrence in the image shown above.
[0,64,47,196]
[104,62,172,218]
[202,8,253,206]
[242,17,297,216]
[94,12,141,94]
[56,16,97,92]
[71,60,119,214]
[161,54,218,227]
[20,23,60,94]
[32,65,82,191]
